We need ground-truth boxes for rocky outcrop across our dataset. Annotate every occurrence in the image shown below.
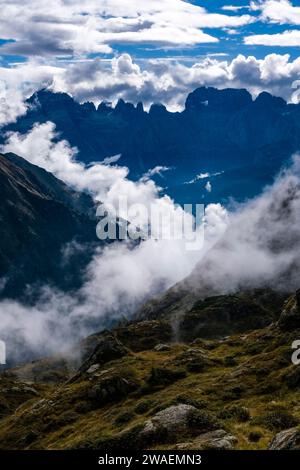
[278,291,300,331]
[175,430,237,450]
[269,427,300,450]
[168,347,213,372]
[88,372,139,407]
[136,289,285,340]
[139,405,196,443]
[138,405,218,444]
[79,332,129,374]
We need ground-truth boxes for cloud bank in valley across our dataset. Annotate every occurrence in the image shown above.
[0,1,300,361]
[186,155,300,297]
[1,121,300,360]
[0,122,228,359]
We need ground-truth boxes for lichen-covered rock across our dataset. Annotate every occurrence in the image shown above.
[269,427,300,450]
[86,364,100,375]
[139,405,218,444]
[139,404,196,443]
[278,291,300,331]
[175,430,237,450]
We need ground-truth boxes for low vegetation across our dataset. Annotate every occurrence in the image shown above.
[0,289,300,450]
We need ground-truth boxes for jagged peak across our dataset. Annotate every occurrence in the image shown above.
[185,86,253,112]
[254,91,286,108]
[149,103,167,116]
[28,88,74,104]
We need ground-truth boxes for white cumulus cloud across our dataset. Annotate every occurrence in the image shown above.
[0,0,255,58]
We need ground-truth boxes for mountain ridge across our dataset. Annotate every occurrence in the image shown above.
[2,86,300,205]
[0,152,99,300]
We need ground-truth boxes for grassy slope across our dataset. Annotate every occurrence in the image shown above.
[0,302,300,450]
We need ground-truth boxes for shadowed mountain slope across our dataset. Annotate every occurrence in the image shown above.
[0,152,99,299]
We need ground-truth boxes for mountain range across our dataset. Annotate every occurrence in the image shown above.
[2,86,300,205]
[1,86,300,451]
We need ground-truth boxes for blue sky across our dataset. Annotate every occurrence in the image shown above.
[1,0,300,120]
[0,0,300,66]
[1,0,300,64]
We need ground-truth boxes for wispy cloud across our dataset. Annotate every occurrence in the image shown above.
[245,29,300,46]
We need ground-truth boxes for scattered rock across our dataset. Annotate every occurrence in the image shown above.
[139,405,219,444]
[154,344,171,352]
[169,348,212,373]
[269,427,300,450]
[175,430,237,450]
[27,399,55,417]
[139,404,197,443]
[86,364,100,375]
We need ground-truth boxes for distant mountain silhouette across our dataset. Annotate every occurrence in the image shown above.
[2,86,300,204]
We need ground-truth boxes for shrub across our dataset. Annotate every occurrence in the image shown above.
[222,385,245,401]
[224,356,237,367]
[146,367,186,387]
[188,409,219,433]
[186,361,206,373]
[253,410,298,431]
[114,410,135,426]
[284,367,300,389]
[248,431,263,443]
[175,394,206,409]
[218,405,250,422]
[134,399,155,414]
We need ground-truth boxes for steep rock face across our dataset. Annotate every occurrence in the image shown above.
[79,332,129,374]
[185,87,252,113]
[278,291,300,331]
[3,87,300,205]
[0,152,99,299]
